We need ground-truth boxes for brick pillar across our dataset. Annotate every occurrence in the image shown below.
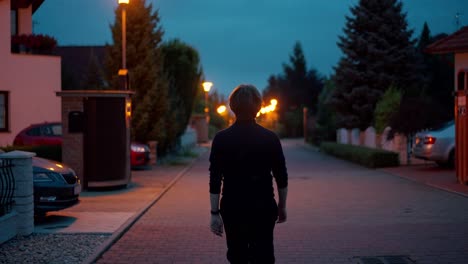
[61,97,84,185]
[0,151,35,236]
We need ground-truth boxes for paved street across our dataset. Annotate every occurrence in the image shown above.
[89,139,468,264]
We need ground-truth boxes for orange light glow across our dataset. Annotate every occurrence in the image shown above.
[119,0,129,4]
[217,105,227,114]
[126,101,132,117]
[203,81,213,92]
[257,99,278,117]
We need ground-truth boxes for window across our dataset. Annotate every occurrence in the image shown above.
[26,127,41,136]
[0,92,9,132]
[10,10,17,36]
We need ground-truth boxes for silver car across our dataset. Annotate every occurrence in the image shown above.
[412,121,455,168]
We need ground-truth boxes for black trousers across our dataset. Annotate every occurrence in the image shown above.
[220,198,278,264]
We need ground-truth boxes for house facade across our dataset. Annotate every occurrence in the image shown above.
[426,26,468,184]
[0,0,61,146]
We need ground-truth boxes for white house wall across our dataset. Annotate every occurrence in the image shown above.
[0,0,61,146]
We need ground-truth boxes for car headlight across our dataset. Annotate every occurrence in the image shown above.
[131,145,149,153]
[33,172,53,182]
[33,172,64,183]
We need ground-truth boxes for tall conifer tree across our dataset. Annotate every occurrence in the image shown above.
[104,0,168,143]
[330,0,420,129]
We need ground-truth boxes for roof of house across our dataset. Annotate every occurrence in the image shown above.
[425,26,468,54]
[53,46,106,90]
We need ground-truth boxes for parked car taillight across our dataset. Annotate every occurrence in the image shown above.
[424,136,437,144]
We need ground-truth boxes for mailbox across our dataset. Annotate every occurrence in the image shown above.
[455,70,468,184]
[68,111,84,133]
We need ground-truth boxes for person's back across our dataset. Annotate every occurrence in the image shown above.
[209,84,288,264]
[211,120,286,209]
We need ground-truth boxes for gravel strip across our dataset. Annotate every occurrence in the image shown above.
[0,233,110,264]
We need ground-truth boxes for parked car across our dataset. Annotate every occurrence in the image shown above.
[13,122,62,146]
[412,120,455,168]
[32,156,81,215]
[13,122,150,168]
[131,142,151,167]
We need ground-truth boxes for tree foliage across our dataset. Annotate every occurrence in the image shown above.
[374,85,401,133]
[390,24,454,136]
[104,0,169,145]
[330,0,421,130]
[313,78,337,144]
[263,41,323,137]
[160,38,203,152]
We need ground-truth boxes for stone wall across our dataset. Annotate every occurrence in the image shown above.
[336,127,411,165]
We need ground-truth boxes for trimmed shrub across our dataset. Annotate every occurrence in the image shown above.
[319,141,399,168]
[1,145,62,162]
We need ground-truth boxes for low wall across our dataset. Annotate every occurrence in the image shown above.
[0,151,35,244]
[336,127,423,165]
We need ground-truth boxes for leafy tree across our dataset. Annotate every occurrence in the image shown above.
[374,85,401,133]
[390,25,454,138]
[420,29,454,125]
[330,0,421,130]
[160,39,203,151]
[313,78,337,144]
[104,0,169,145]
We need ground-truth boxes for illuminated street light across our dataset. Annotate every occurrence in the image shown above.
[217,105,227,115]
[118,0,129,90]
[202,81,213,125]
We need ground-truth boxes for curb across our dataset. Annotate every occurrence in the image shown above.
[381,170,468,199]
[83,148,207,264]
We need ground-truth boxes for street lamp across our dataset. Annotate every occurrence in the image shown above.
[118,0,129,90]
[202,81,213,122]
[217,105,227,115]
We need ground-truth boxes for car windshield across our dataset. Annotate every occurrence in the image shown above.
[51,124,62,136]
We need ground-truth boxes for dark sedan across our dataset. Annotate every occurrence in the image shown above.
[32,157,81,215]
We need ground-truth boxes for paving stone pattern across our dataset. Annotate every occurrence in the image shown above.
[94,139,468,264]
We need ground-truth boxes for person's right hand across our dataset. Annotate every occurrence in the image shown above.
[210,214,224,236]
[277,207,287,223]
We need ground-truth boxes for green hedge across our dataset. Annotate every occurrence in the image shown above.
[319,141,399,168]
[1,145,62,162]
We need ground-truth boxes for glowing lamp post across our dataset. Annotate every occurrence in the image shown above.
[118,0,129,90]
[217,105,227,115]
[202,81,213,123]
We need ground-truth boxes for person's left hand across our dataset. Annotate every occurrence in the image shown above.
[210,214,224,236]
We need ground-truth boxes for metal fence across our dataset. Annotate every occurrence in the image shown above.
[0,159,15,216]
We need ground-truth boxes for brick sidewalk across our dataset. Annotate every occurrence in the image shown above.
[90,139,468,264]
[380,164,468,198]
[34,148,206,234]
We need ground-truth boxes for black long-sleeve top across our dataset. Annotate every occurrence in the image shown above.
[209,119,288,206]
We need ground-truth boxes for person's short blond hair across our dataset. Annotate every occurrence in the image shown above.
[229,84,262,119]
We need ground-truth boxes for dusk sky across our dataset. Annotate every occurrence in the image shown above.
[33,0,467,97]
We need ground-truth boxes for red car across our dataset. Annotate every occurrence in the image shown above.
[13,122,62,146]
[13,122,150,168]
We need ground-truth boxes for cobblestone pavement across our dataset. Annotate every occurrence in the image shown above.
[93,139,468,264]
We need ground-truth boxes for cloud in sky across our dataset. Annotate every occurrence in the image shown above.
[34,0,467,96]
